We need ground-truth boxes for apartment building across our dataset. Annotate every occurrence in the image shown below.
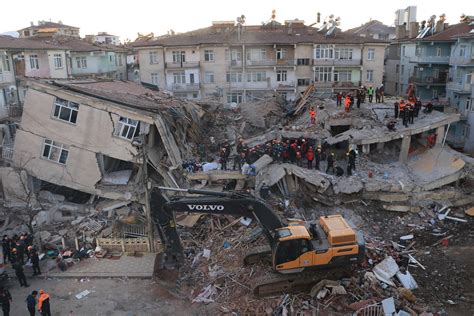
[18,20,80,39]
[85,32,121,46]
[133,20,388,103]
[12,80,200,199]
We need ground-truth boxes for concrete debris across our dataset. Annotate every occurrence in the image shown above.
[75,290,91,300]
[372,256,399,286]
[396,271,418,290]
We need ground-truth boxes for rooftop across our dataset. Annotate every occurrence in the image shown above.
[18,21,79,31]
[132,23,389,48]
[0,35,65,50]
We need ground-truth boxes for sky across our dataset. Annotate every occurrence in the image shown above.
[0,0,470,41]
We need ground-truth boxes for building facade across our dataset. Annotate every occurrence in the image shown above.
[18,21,80,39]
[85,32,121,46]
[133,21,388,103]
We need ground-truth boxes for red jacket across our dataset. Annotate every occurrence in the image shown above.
[306,151,314,161]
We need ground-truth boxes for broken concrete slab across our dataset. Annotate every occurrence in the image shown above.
[382,205,420,213]
[38,190,66,203]
[332,176,364,194]
[252,154,273,173]
[373,256,399,287]
[101,170,133,185]
[187,170,248,181]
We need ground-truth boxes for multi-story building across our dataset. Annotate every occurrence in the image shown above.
[85,32,121,46]
[133,20,388,103]
[18,20,80,39]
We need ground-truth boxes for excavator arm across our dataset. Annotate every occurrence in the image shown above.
[150,187,283,267]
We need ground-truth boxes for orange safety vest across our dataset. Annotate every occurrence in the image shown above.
[309,110,316,119]
[399,102,406,110]
[38,293,50,310]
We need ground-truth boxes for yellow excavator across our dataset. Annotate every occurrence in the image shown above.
[151,187,365,296]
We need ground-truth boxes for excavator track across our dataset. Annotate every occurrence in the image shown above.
[243,245,272,265]
[251,267,349,297]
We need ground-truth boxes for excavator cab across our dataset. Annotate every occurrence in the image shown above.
[272,215,364,274]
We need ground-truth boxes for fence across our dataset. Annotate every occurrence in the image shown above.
[96,237,162,253]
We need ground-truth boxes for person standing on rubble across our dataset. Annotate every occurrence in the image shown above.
[16,236,26,265]
[356,89,361,109]
[295,147,303,167]
[289,141,297,164]
[0,286,12,316]
[219,147,228,170]
[344,95,351,113]
[336,92,342,107]
[309,107,316,124]
[12,259,29,287]
[367,86,374,103]
[346,149,356,176]
[2,235,11,264]
[326,153,335,174]
[282,140,290,163]
[414,98,422,117]
[402,105,409,128]
[314,146,321,171]
[306,146,314,169]
[28,246,41,276]
[408,102,415,124]
[375,87,380,103]
[379,84,385,103]
[394,102,399,119]
[38,289,51,316]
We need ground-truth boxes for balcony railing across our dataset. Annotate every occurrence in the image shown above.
[446,82,472,93]
[276,82,296,90]
[409,75,448,85]
[169,83,201,91]
[246,59,276,67]
[409,55,450,64]
[228,60,243,68]
[449,56,474,65]
[313,59,362,66]
[165,61,200,69]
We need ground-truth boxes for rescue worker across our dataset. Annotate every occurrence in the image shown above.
[16,235,26,265]
[408,102,415,124]
[309,107,316,124]
[394,102,399,119]
[344,95,351,113]
[295,147,302,167]
[356,89,361,109]
[13,259,29,287]
[402,105,409,128]
[28,246,41,276]
[414,99,422,117]
[347,149,356,176]
[306,146,314,169]
[38,289,51,316]
[236,137,246,154]
[375,87,380,103]
[314,146,321,171]
[336,92,342,107]
[26,290,38,316]
[219,147,228,170]
[367,86,374,103]
[326,153,335,174]
[2,235,10,264]
[282,140,290,163]
[379,84,385,103]
[289,141,297,163]
[427,133,437,148]
[0,286,12,316]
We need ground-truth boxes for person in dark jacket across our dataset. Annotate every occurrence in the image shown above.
[13,261,29,287]
[26,291,38,316]
[1,235,10,264]
[38,290,51,316]
[394,102,399,119]
[326,153,335,174]
[314,146,321,171]
[0,286,12,316]
[28,246,41,276]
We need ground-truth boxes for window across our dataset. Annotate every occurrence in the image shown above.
[465,98,471,111]
[315,45,333,59]
[459,45,467,58]
[432,90,438,99]
[314,67,332,82]
[52,97,79,124]
[204,72,214,84]
[225,49,242,61]
[42,139,69,164]
[204,50,214,62]
[1,56,11,72]
[402,46,406,57]
[29,55,39,70]
[297,78,311,86]
[366,70,374,82]
[276,48,287,60]
[433,68,439,79]
[172,51,185,63]
[276,70,287,82]
[367,48,375,60]
[396,64,399,73]
[226,92,243,104]
[334,70,352,82]
[395,82,398,93]
[76,57,87,69]
[118,54,123,66]
[247,71,266,82]
[334,48,353,60]
[173,72,185,84]
[462,125,470,137]
[246,48,266,61]
[226,72,243,83]
[401,65,404,75]
[149,51,158,64]
[275,239,309,265]
[53,54,63,69]
[296,58,310,65]
[151,73,159,85]
[115,117,139,140]
[436,47,442,57]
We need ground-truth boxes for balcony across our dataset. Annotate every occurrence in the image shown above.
[275,82,296,90]
[449,56,474,66]
[409,75,447,86]
[446,81,472,94]
[169,83,201,91]
[165,61,200,69]
[228,60,243,68]
[246,59,276,67]
[409,55,449,64]
[275,59,296,67]
[0,72,15,84]
[313,59,362,67]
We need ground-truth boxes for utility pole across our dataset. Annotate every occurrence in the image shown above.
[141,135,154,252]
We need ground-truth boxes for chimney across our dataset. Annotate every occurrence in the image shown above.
[30,21,34,26]
[396,25,407,39]
[409,22,419,38]
[435,20,445,33]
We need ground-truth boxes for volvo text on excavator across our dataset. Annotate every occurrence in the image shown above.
[151,186,365,296]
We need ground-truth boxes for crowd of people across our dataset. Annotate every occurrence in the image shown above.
[335,84,385,113]
[1,233,51,316]
[386,97,434,131]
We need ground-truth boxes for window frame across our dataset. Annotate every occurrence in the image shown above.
[173,72,186,84]
[115,116,139,141]
[276,48,287,60]
[204,71,215,84]
[29,54,39,70]
[366,69,374,82]
[276,70,287,82]
[149,51,159,64]
[151,73,159,85]
[367,48,375,60]
[53,53,63,69]
[314,66,333,82]
[226,72,243,83]
[52,97,79,124]
[41,138,69,165]
[204,50,214,62]
[226,92,243,104]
